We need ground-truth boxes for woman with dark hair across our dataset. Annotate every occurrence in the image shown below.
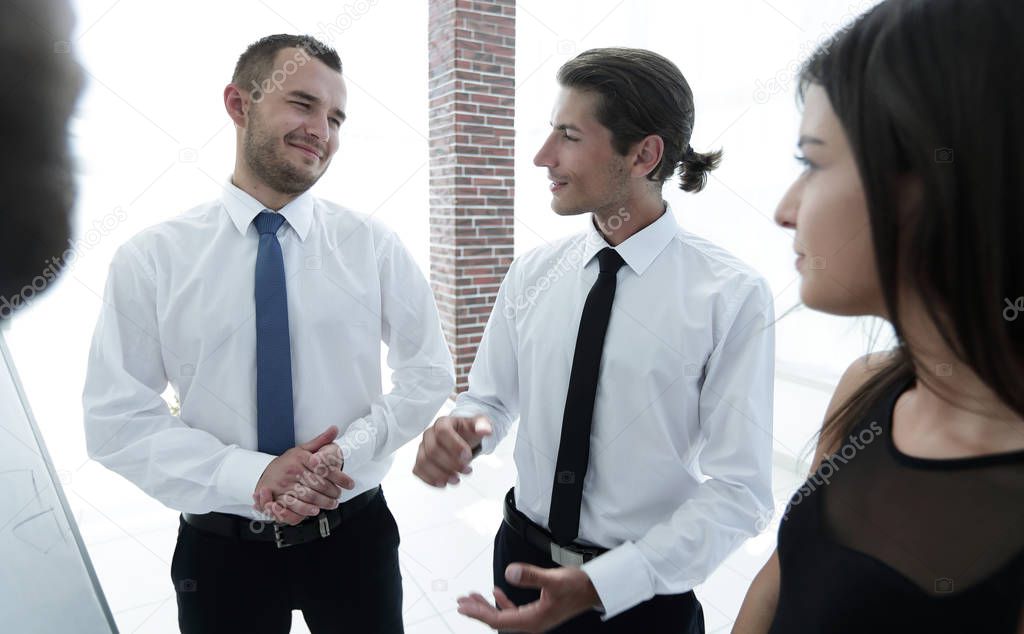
[735,0,1024,632]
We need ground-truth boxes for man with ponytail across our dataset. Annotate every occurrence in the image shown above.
[414,47,775,633]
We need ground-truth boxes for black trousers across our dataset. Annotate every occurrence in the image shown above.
[493,521,705,633]
[171,487,403,634]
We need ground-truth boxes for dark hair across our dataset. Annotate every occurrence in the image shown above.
[0,0,83,315]
[556,47,721,193]
[800,0,1024,452]
[232,34,341,99]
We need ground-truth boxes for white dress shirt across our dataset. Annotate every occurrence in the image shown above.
[83,181,454,519]
[452,205,775,619]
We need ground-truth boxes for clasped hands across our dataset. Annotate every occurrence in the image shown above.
[249,418,604,630]
[251,425,354,525]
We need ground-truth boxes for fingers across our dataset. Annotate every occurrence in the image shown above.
[413,419,475,488]
[253,486,327,527]
[457,590,538,631]
[278,490,321,520]
[456,592,500,621]
[456,415,493,447]
[274,503,305,526]
[322,467,355,491]
[292,478,339,510]
[252,487,272,515]
[312,442,344,470]
[505,563,549,590]
[493,586,517,610]
[259,450,352,518]
[307,451,354,491]
[299,457,343,499]
[257,494,304,526]
[413,438,463,488]
[297,425,339,452]
[434,427,475,473]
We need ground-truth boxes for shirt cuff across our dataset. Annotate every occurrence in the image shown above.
[335,417,377,472]
[579,541,655,620]
[217,447,276,507]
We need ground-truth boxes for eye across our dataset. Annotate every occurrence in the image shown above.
[561,129,578,142]
[329,118,342,127]
[794,153,817,171]
[291,101,310,109]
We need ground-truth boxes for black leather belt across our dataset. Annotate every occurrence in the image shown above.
[503,487,607,567]
[183,485,380,549]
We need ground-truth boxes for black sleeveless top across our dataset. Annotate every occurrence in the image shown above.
[769,376,1024,633]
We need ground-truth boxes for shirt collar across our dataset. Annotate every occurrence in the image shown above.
[221,178,315,242]
[581,203,679,276]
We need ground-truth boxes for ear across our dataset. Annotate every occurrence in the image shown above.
[630,134,665,180]
[224,83,251,129]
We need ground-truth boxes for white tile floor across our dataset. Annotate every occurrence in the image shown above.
[76,402,806,634]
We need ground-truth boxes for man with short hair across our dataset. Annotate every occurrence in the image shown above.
[414,47,775,633]
[0,0,82,314]
[84,34,453,633]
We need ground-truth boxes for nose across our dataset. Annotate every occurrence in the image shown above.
[774,178,800,229]
[534,133,556,168]
[305,112,330,145]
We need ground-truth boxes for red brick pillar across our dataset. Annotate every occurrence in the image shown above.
[428,0,516,394]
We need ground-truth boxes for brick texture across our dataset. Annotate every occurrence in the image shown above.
[428,0,515,394]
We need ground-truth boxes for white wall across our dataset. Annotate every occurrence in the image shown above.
[5,0,892,594]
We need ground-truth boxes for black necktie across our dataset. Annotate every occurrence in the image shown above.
[548,247,626,546]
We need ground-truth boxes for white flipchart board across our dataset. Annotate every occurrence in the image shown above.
[0,331,118,632]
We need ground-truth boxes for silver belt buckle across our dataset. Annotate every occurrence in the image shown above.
[273,523,293,549]
[550,542,585,568]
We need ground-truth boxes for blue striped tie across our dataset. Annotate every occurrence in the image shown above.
[253,211,295,455]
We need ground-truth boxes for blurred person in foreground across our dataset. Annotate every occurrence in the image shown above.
[0,0,82,315]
